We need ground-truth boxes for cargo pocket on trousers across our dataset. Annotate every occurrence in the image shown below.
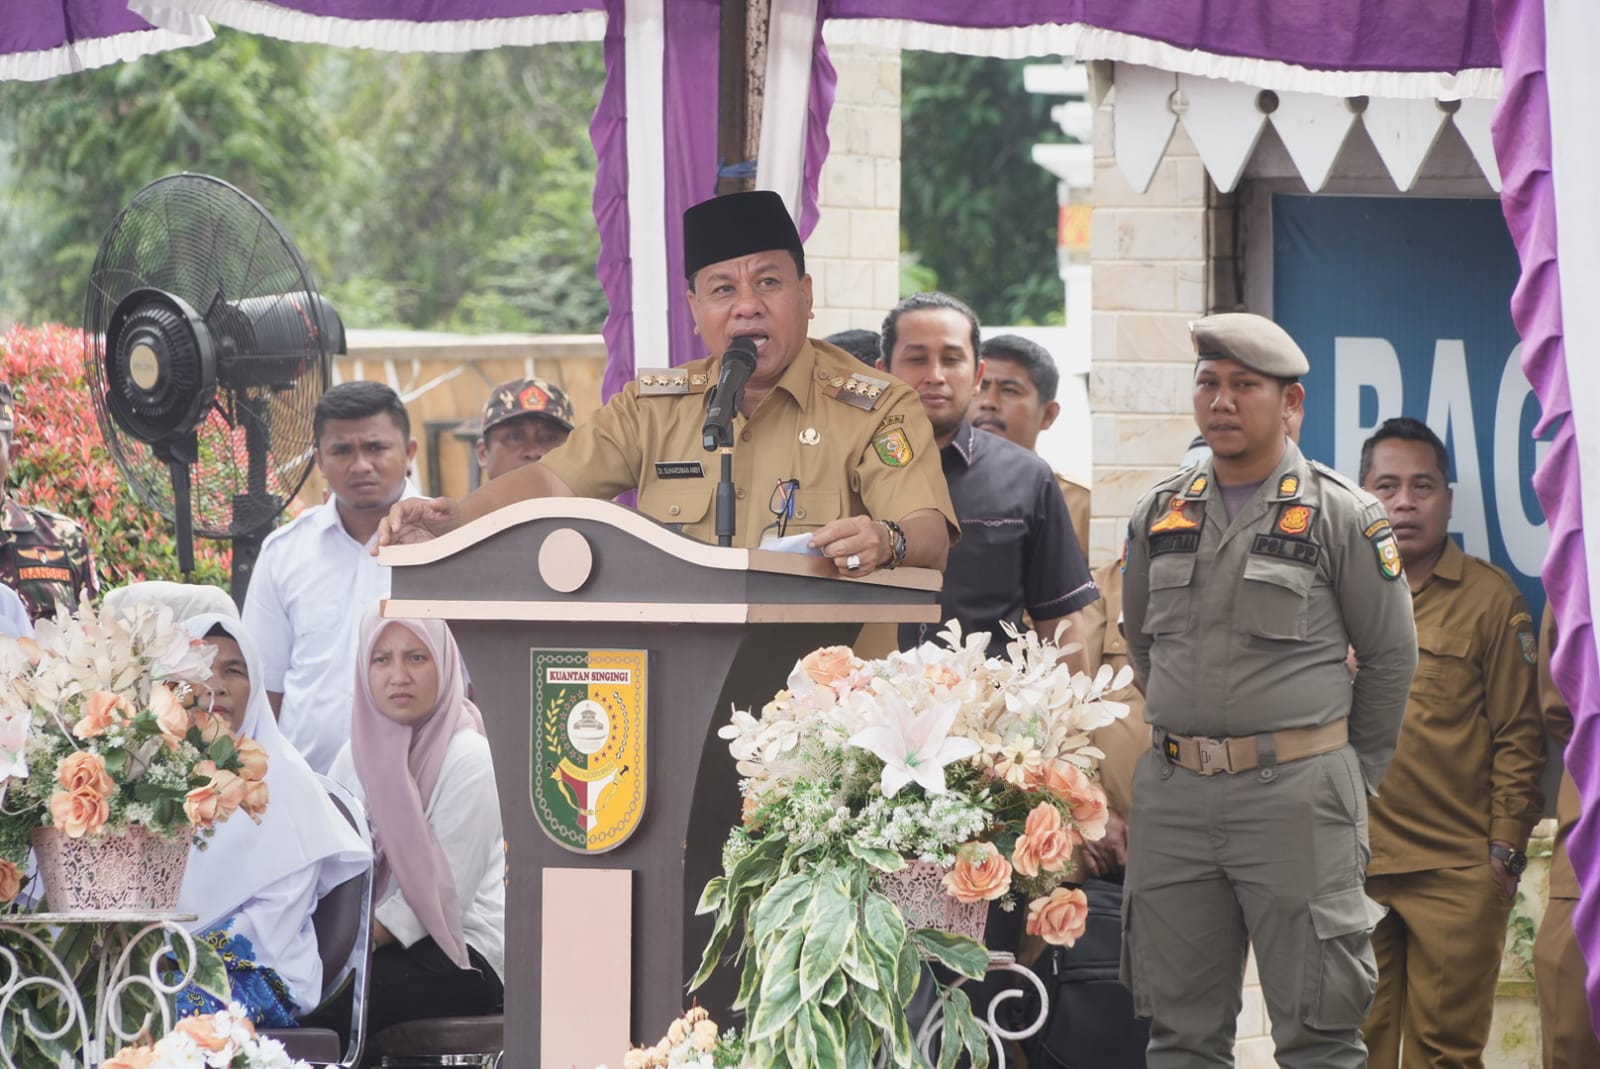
[1119,894,1156,1019]
[1301,887,1385,1030]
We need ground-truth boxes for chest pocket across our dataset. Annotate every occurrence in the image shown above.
[1412,625,1475,707]
[1239,555,1313,641]
[784,488,845,534]
[638,484,714,531]
[1143,552,1195,635]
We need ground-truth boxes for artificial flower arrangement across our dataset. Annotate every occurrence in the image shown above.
[691,623,1132,1069]
[105,1003,311,1069]
[0,595,270,905]
[614,1005,744,1069]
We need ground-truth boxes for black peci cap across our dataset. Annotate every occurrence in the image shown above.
[682,190,804,280]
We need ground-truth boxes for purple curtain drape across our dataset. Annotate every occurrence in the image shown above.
[821,0,1498,72]
[0,3,211,80]
[1492,0,1600,1024]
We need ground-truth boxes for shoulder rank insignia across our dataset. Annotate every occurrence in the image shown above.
[1150,497,1200,533]
[827,372,891,412]
[1366,518,1403,580]
[637,368,709,397]
[1276,474,1300,498]
[1183,473,1209,498]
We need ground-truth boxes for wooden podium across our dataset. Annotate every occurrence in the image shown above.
[380,499,940,1067]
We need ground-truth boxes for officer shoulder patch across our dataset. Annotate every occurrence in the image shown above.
[872,428,914,467]
[1367,518,1403,580]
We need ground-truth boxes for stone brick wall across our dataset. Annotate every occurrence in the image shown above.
[807,44,904,340]
[1088,105,1229,564]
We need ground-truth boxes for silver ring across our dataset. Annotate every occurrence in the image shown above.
[845,553,862,571]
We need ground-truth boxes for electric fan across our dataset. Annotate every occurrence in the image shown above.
[84,173,343,601]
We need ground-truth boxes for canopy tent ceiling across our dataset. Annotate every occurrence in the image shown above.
[11,0,1600,1018]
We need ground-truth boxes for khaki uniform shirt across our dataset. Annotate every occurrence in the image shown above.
[0,497,100,622]
[1122,442,1418,792]
[1053,473,1091,560]
[1367,539,1544,875]
[1080,559,1147,820]
[1539,604,1580,899]
[540,339,958,549]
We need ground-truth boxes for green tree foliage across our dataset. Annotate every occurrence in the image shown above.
[0,30,338,324]
[900,54,1066,326]
[0,32,607,335]
[318,43,606,332]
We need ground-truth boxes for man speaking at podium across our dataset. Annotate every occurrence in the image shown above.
[378,191,958,575]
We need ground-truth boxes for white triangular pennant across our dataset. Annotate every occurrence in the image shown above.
[1451,98,1502,192]
[1362,97,1450,192]
[1112,64,1178,195]
[1174,74,1268,193]
[1269,91,1358,192]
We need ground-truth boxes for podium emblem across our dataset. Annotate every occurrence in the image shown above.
[531,649,648,852]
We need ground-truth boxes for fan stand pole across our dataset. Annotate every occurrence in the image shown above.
[167,461,196,578]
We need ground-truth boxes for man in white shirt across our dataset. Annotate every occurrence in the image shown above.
[242,382,418,772]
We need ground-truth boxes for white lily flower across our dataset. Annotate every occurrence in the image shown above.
[848,694,980,797]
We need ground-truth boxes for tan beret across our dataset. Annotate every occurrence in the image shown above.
[1190,313,1309,378]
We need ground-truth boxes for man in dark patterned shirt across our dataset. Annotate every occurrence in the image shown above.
[0,381,100,621]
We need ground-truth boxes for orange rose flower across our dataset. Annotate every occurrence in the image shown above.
[152,685,193,748]
[800,645,857,687]
[1027,886,1091,947]
[943,841,1013,903]
[1039,760,1110,842]
[0,858,22,903]
[923,663,962,689]
[234,737,269,782]
[104,1045,157,1069]
[241,779,270,823]
[175,1014,231,1052]
[209,769,247,823]
[1037,759,1087,799]
[58,751,116,797]
[72,690,130,739]
[50,789,110,838]
[1011,802,1076,877]
[183,784,222,830]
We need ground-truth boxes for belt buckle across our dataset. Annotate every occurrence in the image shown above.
[1196,737,1232,775]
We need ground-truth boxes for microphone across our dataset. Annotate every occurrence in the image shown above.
[701,337,759,451]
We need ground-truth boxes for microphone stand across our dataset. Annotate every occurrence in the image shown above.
[715,444,736,547]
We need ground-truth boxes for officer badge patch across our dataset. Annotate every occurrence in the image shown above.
[1186,474,1208,496]
[1277,505,1312,536]
[872,429,913,467]
[1150,498,1199,533]
[1518,629,1537,664]
[1278,474,1299,497]
[1367,519,1403,580]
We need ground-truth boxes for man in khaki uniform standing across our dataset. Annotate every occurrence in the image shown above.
[1358,416,1545,1069]
[1121,313,1417,1069]
[379,191,958,570]
[1532,604,1599,1069]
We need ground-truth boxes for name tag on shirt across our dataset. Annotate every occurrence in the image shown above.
[654,461,705,479]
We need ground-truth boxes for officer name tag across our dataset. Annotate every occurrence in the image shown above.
[1149,530,1201,557]
[653,461,705,479]
[1251,533,1321,567]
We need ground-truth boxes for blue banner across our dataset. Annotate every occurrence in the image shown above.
[1272,194,1550,617]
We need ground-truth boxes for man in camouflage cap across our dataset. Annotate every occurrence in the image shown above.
[475,377,575,483]
[0,381,101,621]
[1119,312,1418,1068]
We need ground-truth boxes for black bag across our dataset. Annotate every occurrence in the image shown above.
[1019,876,1150,1069]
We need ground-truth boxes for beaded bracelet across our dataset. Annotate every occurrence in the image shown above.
[877,519,908,570]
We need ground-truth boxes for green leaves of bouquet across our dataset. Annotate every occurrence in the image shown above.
[693,836,993,1069]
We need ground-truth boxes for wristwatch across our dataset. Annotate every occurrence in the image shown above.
[1489,842,1528,878]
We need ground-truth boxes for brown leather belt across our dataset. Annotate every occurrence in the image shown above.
[1152,719,1349,775]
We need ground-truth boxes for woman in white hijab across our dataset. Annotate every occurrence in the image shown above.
[176,612,371,1025]
[103,580,237,626]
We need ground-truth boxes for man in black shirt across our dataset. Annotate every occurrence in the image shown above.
[879,293,1097,664]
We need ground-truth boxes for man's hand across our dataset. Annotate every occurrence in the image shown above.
[374,496,463,552]
[1489,840,1520,896]
[810,516,891,577]
[1081,809,1129,878]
